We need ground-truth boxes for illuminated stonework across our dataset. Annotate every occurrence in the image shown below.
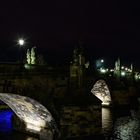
[0,93,56,134]
[91,80,111,106]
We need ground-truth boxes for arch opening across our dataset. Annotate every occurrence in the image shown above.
[0,93,57,134]
[91,80,111,106]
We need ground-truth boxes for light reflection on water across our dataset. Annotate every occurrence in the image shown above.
[102,107,113,136]
[112,109,140,140]
[1,107,140,140]
[102,106,140,140]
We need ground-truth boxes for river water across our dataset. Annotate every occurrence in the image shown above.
[0,104,140,140]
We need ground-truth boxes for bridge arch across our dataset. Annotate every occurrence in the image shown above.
[91,79,112,106]
[0,93,57,134]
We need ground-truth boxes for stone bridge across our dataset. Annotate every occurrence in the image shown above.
[0,63,137,108]
[85,74,137,107]
[0,64,138,139]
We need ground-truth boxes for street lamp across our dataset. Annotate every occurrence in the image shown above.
[101,59,104,63]
[18,39,25,46]
[18,38,25,63]
[121,71,125,76]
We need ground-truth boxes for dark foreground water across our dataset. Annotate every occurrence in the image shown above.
[102,106,140,140]
[0,105,140,140]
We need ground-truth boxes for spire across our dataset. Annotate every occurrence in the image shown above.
[115,58,121,71]
[114,57,121,79]
[131,63,133,72]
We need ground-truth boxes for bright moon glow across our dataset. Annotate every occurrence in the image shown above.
[0,93,56,133]
[101,59,104,63]
[18,39,25,46]
[91,80,111,106]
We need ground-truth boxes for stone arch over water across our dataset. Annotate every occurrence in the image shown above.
[0,93,57,134]
[91,79,111,106]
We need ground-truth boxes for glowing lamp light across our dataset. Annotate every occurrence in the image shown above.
[24,64,31,69]
[26,123,42,132]
[121,71,125,76]
[110,69,114,72]
[100,68,106,73]
[128,69,132,72]
[102,102,110,106]
[121,66,124,69]
[125,67,128,71]
[24,117,46,132]
[101,59,104,63]
[18,39,25,46]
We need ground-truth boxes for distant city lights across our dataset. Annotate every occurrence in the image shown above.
[121,66,124,69]
[125,67,128,71]
[121,71,126,76]
[100,68,106,73]
[110,69,114,72]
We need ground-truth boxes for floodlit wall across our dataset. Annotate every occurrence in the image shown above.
[0,93,56,133]
[91,80,111,106]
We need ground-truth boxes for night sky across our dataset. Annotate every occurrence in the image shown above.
[0,1,140,68]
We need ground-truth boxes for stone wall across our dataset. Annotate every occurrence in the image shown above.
[111,86,137,106]
[59,105,101,138]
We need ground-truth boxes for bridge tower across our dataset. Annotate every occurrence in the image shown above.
[70,45,86,88]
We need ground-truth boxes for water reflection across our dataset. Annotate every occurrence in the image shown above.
[102,106,140,140]
[1,107,140,140]
[102,107,113,136]
[112,110,140,140]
